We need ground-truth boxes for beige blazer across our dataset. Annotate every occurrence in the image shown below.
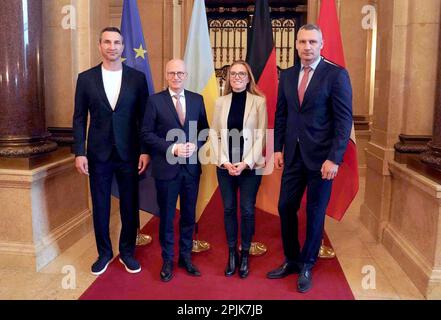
[210,91,268,169]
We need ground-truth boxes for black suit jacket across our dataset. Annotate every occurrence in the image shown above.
[73,64,149,162]
[274,58,353,171]
[141,89,209,180]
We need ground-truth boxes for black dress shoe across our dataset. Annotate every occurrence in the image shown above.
[297,268,313,293]
[178,258,201,276]
[266,262,300,279]
[225,247,239,277]
[160,260,173,282]
[238,250,250,279]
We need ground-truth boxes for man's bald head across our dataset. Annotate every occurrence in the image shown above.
[165,59,187,93]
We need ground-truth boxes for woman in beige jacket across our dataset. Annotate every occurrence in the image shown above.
[210,60,268,278]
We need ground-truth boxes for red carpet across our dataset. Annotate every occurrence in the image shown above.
[80,190,354,300]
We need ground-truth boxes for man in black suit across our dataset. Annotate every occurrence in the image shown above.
[142,59,209,282]
[267,24,353,293]
[73,27,149,276]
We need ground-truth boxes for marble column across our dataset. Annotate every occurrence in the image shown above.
[360,0,405,240]
[361,0,440,240]
[341,0,376,175]
[394,0,440,164]
[0,0,113,271]
[43,0,109,148]
[362,0,441,298]
[420,19,441,172]
[0,0,57,159]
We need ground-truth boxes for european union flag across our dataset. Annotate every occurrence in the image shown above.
[112,0,159,216]
[121,0,154,95]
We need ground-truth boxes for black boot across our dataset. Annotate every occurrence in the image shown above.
[239,250,250,279]
[225,247,239,277]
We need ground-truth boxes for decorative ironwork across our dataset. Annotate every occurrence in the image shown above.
[206,5,307,15]
[208,16,297,95]
[210,18,248,71]
[272,18,296,68]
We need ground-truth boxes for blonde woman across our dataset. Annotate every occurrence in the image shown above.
[210,60,268,278]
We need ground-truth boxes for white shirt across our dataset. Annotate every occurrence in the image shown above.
[298,56,322,90]
[168,88,186,115]
[102,66,123,110]
[168,88,186,156]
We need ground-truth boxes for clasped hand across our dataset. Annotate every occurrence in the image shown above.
[174,142,196,158]
[223,162,248,176]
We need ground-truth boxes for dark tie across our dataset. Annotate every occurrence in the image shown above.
[298,66,312,105]
[173,94,185,126]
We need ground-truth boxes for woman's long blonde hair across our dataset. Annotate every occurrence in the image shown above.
[223,60,265,98]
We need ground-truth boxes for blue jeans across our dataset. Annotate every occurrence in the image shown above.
[216,168,262,251]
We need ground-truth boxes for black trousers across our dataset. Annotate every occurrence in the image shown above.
[278,143,333,269]
[155,168,200,262]
[216,168,262,251]
[88,148,138,259]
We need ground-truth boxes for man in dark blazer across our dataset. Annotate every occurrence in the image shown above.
[142,59,209,282]
[267,24,353,293]
[73,27,149,276]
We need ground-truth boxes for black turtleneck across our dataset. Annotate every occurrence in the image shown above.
[227,90,247,163]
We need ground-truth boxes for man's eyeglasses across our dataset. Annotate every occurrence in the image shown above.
[230,71,248,79]
[167,71,187,79]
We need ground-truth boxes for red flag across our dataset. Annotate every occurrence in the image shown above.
[318,0,359,220]
[318,0,346,68]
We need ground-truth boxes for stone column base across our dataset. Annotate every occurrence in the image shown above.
[384,162,441,299]
[0,152,92,271]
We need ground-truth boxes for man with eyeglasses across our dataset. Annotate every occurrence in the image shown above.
[142,59,209,282]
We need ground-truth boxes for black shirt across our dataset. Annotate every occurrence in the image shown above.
[227,90,247,163]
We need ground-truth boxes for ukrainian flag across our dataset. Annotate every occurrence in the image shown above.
[184,0,219,220]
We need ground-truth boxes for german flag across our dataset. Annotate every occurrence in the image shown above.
[246,0,280,215]
[246,0,278,129]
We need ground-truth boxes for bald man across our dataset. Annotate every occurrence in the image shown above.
[142,59,209,282]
